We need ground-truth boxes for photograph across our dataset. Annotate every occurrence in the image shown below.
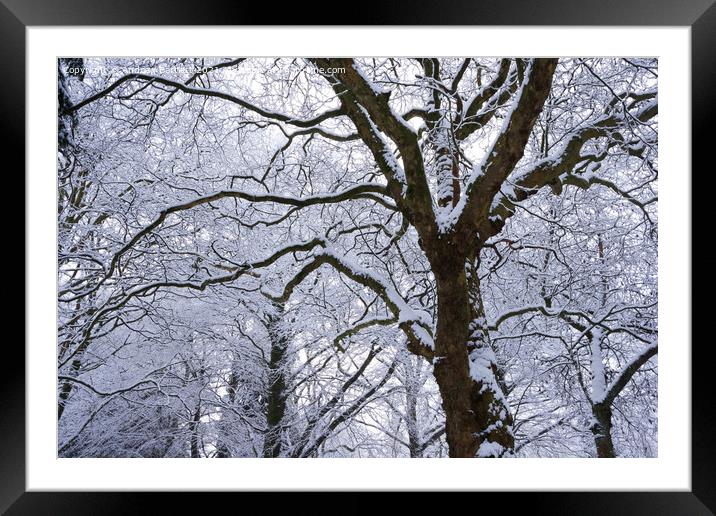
[56,56,659,459]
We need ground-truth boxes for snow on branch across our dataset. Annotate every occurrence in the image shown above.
[310,58,438,239]
[449,59,558,235]
[64,72,346,129]
[262,246,435,359]
[332,315,397,352]
[59,238,327,369]
[601,344,658,406]
[64,183,395,302]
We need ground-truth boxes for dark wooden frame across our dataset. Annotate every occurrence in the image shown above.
[3,0,712,513]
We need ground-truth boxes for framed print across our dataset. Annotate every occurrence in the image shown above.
[5,0,714,513]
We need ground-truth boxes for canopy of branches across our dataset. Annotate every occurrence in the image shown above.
[57,57,657,458]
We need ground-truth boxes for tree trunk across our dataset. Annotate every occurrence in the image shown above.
[465,263,514,456]
[58,358,82,421]
[263,304,289,458]
[430,254,514,457]
[404,363,422,458]
[591,402,615,458]
[189,403,201,458]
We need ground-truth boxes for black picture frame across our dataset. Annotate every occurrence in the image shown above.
[4,1,712,513]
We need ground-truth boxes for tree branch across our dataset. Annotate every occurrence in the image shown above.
[456,58,559,235]
[602,344,658,406]
[64,72,345,128]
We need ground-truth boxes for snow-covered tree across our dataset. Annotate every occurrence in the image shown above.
[58,57,658,458]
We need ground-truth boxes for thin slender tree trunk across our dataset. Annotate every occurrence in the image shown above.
[263,304,289,458]
[404,364,422,458]
[190,403,201,458]
[160,414,178,458]
[215,365,240,458]
[58,358,82,421]
[589,236,615,458]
